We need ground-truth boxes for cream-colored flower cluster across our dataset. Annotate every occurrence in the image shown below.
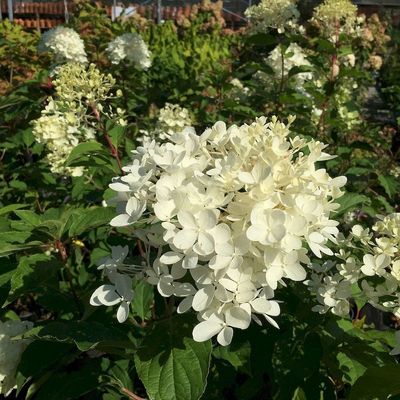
[229,78,251,103]
[38,26,87,64]
[267,43,312,86]
[33,100,95,176]
[0,320,33,396]
[33,63,124,176]
[307,213,400,319]
[106,33,151,70]
[156,103,193,140]
[245,0,300,34]
[52,63,116,104]
[335,80,361,130]
[92,116,346,345]
[312,0,357,38]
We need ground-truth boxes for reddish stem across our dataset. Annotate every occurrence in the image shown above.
[121,388,146,400]
[136,239,146,258]
[104,131,123,172]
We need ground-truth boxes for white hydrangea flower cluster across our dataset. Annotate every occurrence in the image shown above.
[38,26,88,64]
[137,103,193,144]
[106,33,152,70]
[156,103,193,140]
[0,320,33,396]
[312,0,357,38]
[33,99,95,176]
[92,116,347,345]
[33,63,124,176]
[229,78,251,102]
[307,213,400,319]
[245,0,300,34]
[267,43,312,86]
[335,80,361,130]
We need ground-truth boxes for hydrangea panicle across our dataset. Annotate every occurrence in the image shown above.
[33,63,124,176]
[38,26,87,64]
[106,33,151,70]
[245,0,300,34]
[307,213,400,322]
[92,116,346,345]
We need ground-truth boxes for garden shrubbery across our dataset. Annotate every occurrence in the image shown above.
[1,0,400,398]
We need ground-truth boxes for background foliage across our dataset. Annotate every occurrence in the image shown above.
[1,1,400,399]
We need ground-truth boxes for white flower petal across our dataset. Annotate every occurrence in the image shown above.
[91,285,121,306]
[225,306,251,329]
[192,320,222,342]
[192,286,215,311]
[117,302,130,323]
[217,326,233,346]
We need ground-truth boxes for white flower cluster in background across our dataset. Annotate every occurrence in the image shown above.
[107,33,152,70]
[33,63,125,176]
[38,26,87,64]
[312,0,357,38]
[245,0,300,34]
[0,320,33,396]
[33,99,95,176]
[229,78,251,103]
[267,43,312,86]
[156,103,194,140]
[92,115,346,345]
[334,80,361,130]
[306,213,400,319]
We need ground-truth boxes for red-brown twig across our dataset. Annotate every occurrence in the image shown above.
[121,387,146,400]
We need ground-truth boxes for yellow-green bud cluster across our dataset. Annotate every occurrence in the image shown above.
[312,0,357,37]
[33,63,125,177]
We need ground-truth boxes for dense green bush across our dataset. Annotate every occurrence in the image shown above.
[1,0,400,399]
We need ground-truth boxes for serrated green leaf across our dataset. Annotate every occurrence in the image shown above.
[134,315,212,400]
[64,141,108,166]
[337,352,366,385]
[378,174,398,199]
[21,321,132,352]
[0,204,27,217]
[335,193,370,217]
[68,207,115,236]
[10,254,61,299]
[131,280,154,322]
[14,210,41,226]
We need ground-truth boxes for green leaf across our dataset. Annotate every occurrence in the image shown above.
[292,387,307,400]
[246,33,277,47]
[134,315,212,400]
[16,341,74,393]
[337,352,366,385]
[69,207,115,236]
[131,280,154,322]
[0,241,43,257]
[288,65,313,78]
[0,258,17,306]
[212,340,251,372]
[64,141,108,166]
[350,365,400,400]
[14,210,41,226]
[10,254,61,299]
[335,193,370,217]
[107,124,126,148]
[0,204,27,216]
[34,358,105,400]
[378,174,398,199]
[21,321,132,352]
